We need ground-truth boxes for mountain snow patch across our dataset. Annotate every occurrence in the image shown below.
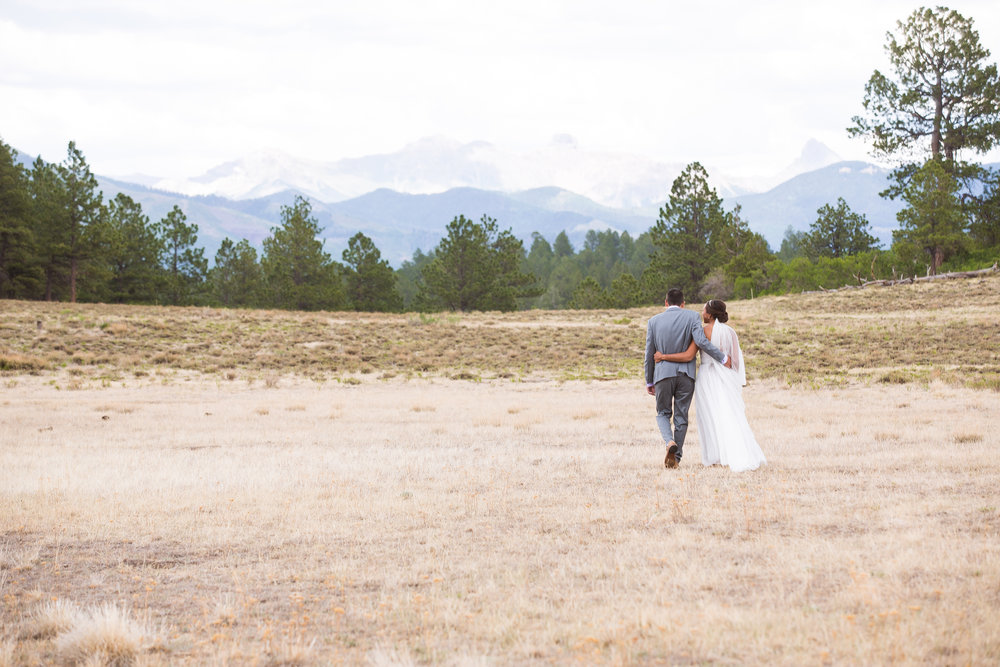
[572,219,622,234]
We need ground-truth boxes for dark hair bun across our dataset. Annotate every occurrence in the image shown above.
[706,299,728,323]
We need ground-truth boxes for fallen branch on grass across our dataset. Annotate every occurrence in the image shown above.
[804,262,998,294]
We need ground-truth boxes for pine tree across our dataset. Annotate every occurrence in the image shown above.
[155,205,207,305]
[804,198,879,258]
[525,232,554,284]
[541,255,582,309]
[568,276,608,309]
[647,162,728,300]
[342,232,401,312]
[31,143,103,302]
[0,139,37,298]
[894,159,967,274]
[418,215,541,312]
[396,248,434,311]
[261,196,344,311]
[211,238,262,308]
[553,230,574,258]
[607,273,642,308]
[102,194,163,303]
[61,143,104,302]
[970,170,1000,249]
[849,7,1000,194]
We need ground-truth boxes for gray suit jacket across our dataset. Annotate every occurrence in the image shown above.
[644,306,727,386]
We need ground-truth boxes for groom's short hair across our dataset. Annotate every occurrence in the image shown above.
[666,288,684,306]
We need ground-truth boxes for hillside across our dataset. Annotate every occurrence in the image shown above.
[2,272,997,390]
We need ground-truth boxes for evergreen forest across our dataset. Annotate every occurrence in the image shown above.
[2,7,998,313]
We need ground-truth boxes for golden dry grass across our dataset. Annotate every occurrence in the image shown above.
[1,271,998,389]
[1,275,999,664]
[1,375,999,664]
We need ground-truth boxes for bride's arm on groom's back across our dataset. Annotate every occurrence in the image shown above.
[654,341,696,363]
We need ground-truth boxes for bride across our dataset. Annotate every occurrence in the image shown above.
[654,299,766,472]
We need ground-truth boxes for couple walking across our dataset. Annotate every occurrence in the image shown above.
[644,288,765,472]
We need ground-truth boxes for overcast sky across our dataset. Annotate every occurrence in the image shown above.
[3,0,999,180]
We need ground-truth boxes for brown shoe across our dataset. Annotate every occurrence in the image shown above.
[665,443,678,468]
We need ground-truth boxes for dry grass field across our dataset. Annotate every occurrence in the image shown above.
[1,273,999,665]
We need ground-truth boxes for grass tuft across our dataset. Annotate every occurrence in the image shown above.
[55,603,157,666]
[0,353,49,372]
[0,637,14,667]
[30,599,81,639]
[878,370,911,384]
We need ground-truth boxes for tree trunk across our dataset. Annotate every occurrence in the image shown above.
[932,68,943,159]
[69,257,78,303]
[931,246,944,275]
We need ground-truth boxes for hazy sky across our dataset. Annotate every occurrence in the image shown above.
[3,0,1000,180]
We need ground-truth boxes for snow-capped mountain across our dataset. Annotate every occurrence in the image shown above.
[147,136,840,210]
[17,134,905,267]
[770,138,844,188]
[154,150,351,202]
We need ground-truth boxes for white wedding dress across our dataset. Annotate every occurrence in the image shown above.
[695,322,766,472]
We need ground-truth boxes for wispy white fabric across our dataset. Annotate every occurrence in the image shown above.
[695,322,765,472]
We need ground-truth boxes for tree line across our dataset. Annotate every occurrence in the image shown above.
[0,140,538,312]
[2,6,998,313]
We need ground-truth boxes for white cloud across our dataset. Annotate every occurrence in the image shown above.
[2,0,1000,178]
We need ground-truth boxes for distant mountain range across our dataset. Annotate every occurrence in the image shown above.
[731,161,904,246]
[16,137,963,266]
[138,136,845,209]
[94,179,654,265]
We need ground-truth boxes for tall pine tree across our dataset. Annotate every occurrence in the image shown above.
[155,205,207,305]
[849,7,1000,195]
[59,142,103,302]
[261,196,344,311]
[645,162,728,301]
[0,139,37,298]
[103,194,163,303]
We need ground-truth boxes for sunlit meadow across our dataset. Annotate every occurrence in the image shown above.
[1,273,999,664]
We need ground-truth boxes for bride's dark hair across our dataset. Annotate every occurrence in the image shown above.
[705,299,729,323]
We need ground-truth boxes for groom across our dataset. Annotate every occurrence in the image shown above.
[644,287,730,468]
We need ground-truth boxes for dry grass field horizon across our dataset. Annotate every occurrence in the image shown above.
[2,274,999,665]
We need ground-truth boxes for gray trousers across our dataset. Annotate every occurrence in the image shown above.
[654,373,695,460]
